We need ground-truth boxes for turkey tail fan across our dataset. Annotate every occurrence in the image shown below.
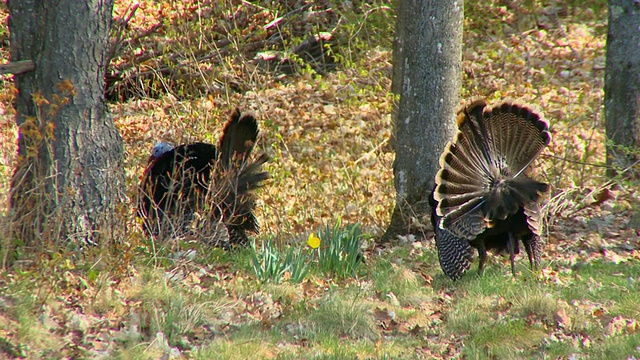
[434,99,551,239]
[218,108,259,169]
[235,153,270,194]
[481,176,548,224]
[219,154,269,226]
[479,100,551,176]
[215,153,269,245]
[217,109,267,240]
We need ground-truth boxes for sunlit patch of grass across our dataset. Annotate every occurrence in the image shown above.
[592,332,640,359]
[446,297,494,334]
[372,258,432,307]
[440,257,640,358]
[275,339,417,359]
[463,320,547,359]
[118,267,235,350]
[1,276,68,358]
[193,332,279,359]
[447,285,549,358]
[298,290,378,342]
[512,289,557,322]
[260,281,303,309]
[555,260,640,306]
[89,269,129,316]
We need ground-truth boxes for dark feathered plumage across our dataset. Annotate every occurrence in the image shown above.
[431,99,550,280]
[138,108,269,246]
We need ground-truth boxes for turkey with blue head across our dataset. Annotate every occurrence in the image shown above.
[138,108,269,247]
[431,99,551,280]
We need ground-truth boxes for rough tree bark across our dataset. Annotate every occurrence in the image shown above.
[8,0,124,251]
[604,0,640,177]
[381,0,463,242]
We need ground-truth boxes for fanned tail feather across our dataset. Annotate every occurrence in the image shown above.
[218,108,259,168]
[219,146,269,243]
[482,101,551,175]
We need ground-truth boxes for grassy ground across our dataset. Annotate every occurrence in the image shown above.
[1,0,640,359]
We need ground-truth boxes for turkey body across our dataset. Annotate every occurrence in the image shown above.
[431,99,550,280]
[138,109,269,246]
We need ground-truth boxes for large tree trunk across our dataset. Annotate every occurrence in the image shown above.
[381,0,463,242]
[604,0,640,177]
[8,0,124,252]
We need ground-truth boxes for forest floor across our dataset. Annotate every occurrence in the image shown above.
[1,1,640,359]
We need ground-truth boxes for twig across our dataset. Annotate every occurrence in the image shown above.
[108,3,141,65]
[540,153,609,168]
[263,3,312,30]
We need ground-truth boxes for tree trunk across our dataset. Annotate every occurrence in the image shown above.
[604,0,640,177]
[381,0,463,243]
[8,0,124,252]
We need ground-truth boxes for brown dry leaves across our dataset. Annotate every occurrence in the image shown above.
[111,48,395,240]
[545,186,640,267]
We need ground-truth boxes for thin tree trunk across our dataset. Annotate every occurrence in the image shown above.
[604,0,640,177]
[381,0,463,242]
[8,0,124,253]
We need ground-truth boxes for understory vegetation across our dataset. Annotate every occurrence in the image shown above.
[1,0,639,359]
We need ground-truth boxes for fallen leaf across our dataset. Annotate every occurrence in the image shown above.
[373,307,395,323]
[409,324,424,336]
[605,316,626,336]
[554,308,572,329]
[591,188,614,207]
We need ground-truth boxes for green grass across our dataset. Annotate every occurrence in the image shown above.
[437,259,640,359]
[372,258,433,307]
[2,236,640,358]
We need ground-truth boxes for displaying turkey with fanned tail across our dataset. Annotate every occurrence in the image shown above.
[431,99,550,280]
[138,108,269,247]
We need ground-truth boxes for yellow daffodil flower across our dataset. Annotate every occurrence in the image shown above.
[307,233,321,249]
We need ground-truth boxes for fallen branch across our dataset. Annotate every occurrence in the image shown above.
[0,60,35,75]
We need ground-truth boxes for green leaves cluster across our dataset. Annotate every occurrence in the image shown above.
[251,237,310,284]
[250,220,364,284]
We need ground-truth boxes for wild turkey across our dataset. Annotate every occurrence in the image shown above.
[138,108,269,246]
[431,99,551,280]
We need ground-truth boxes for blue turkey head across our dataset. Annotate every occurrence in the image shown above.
[150,142,174,160]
